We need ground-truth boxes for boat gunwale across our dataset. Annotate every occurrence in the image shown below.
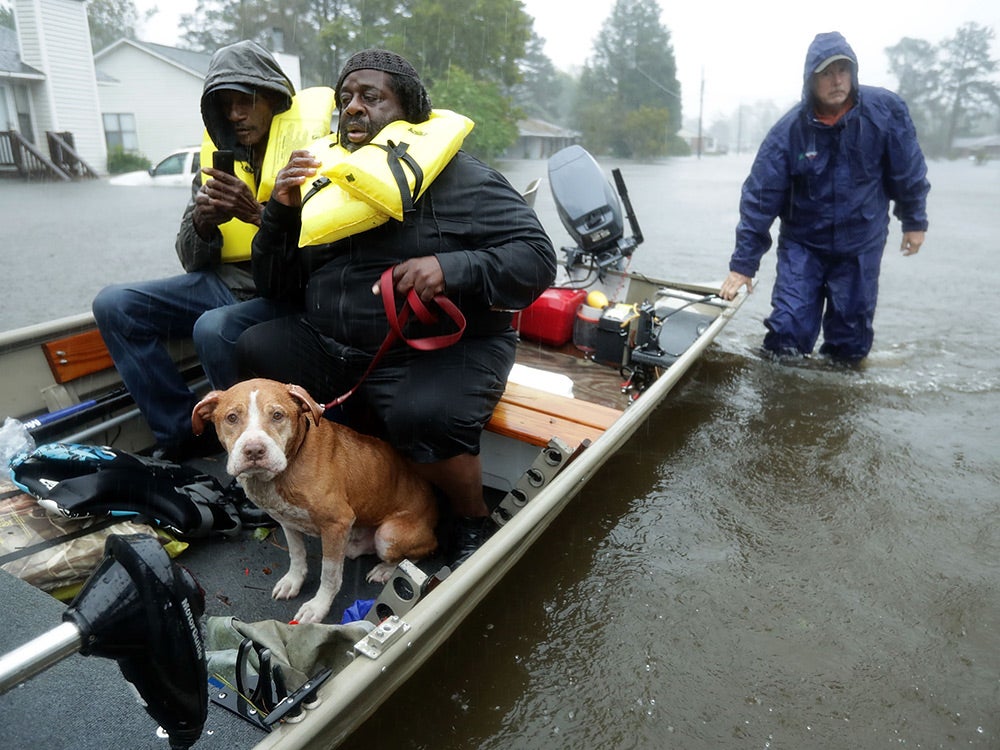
[253,275,744,749]
[0,274,743,750]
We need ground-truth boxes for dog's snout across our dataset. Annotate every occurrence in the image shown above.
[242,441,267,462]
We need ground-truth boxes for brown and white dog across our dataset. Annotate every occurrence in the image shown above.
[192,378,438,623]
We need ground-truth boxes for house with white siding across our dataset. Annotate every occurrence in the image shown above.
[94,40,211,164]
[94,40,301,164]
[2,0,105,175]
[2,0,299,177]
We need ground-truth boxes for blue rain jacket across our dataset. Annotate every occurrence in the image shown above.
[730,31,930,279]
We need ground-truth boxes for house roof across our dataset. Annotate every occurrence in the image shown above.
[518,117,580,139]
[0,26,45,79]
[953,134,1000,149]
[94,38,211,78]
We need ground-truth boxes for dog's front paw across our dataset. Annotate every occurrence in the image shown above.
[366,561,397,584]
[293,598,332,624]
[272,572,305,600]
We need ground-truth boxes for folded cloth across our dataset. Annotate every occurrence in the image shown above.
[205,615,373,693]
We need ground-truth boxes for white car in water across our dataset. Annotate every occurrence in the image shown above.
[108,146,201,186]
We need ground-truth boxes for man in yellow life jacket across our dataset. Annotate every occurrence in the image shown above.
[93,41,335,461]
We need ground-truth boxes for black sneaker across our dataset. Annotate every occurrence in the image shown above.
[449,515,498,568]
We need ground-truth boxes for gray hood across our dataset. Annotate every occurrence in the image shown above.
[200,40,295,154]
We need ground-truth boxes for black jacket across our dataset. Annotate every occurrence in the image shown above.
[253,151,557,348]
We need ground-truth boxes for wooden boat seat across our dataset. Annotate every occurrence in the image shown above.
[41,328,114,384]
[486,381,622,450]
[40,328,622,451]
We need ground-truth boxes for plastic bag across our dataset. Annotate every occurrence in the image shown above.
[0,417,35,470]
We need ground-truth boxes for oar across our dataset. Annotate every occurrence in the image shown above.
[21,387,131,434]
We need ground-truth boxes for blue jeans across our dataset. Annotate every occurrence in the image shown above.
[92,271,291,446]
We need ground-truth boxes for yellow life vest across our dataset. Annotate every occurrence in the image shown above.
[328,109,474,221]
[298,109,474,247]
[299,136,390,247]
[200,86,336,262]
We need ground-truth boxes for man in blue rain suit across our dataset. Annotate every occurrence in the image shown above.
[719,31,930,363]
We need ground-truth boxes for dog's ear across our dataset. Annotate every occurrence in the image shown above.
[287,383,325,424]
[191,391,222,435]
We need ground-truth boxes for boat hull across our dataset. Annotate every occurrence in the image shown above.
[0,271,743,749]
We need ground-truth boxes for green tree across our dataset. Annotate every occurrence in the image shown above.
[938,23,1000,153]
[573,0,681,157]
[388,0,532,88]
[507,31,576,126]
[0,2,13,31]
[179,0,370,87]
[887,23,1000,157]
[428,66,519,162]
[624,105,670,159]
[86,0,148,52]
[886,37,946,155]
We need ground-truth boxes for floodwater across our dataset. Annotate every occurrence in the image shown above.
[2,154,999,749]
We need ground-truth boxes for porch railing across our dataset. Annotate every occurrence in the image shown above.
[0,131,99,180]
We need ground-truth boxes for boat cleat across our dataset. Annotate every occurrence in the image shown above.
[210,637,332,731]
[355,615,410,659]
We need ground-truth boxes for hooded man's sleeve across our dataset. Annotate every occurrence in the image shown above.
[730,129,792,278]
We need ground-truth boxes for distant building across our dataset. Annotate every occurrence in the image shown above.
[1,0,106,176]
[94,39,301,164]
[94,40,212,163]
[503,118,580,159]
[677,128,726,156]
[1,0,300,177]
[951,134,1000,162]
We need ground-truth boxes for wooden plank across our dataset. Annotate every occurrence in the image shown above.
[41,329,114,384]
[487,400,604,449]
[486,382,623,448]
[500,381,622,430]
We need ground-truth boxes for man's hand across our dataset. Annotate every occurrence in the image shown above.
[901,231,925,256]
[271,150,321,207]
[720,271,753,301]
[194,167,263,231]
[374,257,446,303]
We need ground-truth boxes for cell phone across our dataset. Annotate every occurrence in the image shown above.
[212,150,234,175]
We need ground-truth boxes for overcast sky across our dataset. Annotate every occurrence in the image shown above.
[134,0,1000,122]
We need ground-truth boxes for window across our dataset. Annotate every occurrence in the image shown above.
[103,113,139,152]
[12,85,34,142]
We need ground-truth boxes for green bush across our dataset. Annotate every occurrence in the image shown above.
[107,146,150,174]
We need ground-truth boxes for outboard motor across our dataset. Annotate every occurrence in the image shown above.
[547,145,643,273]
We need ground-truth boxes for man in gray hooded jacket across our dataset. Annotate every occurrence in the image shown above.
[93,41,332,459]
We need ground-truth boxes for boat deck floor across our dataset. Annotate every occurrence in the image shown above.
[180,342,627,622]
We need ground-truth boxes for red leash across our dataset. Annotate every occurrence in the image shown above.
[323,266,466,409]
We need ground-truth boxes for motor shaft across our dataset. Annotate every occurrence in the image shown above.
[0,621,82,694]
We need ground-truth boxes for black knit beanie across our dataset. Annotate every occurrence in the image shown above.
[335,49,422,99]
